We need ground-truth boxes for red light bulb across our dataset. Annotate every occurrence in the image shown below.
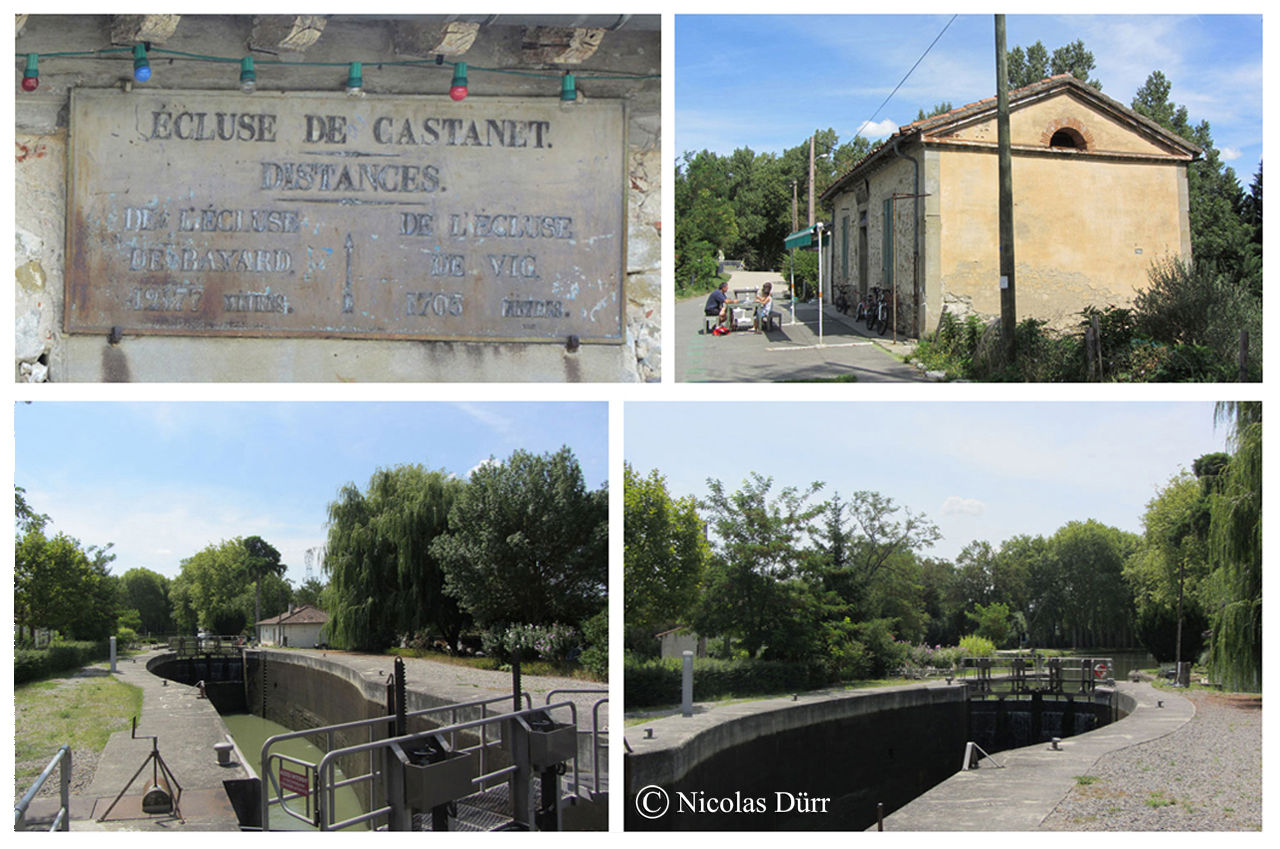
[22,75,39,92]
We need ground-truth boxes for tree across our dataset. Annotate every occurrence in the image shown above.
[916,102,953,121]
[171,537,286,635]
[242,535,285,639]
[1124,471,1212,662]
[623,464,707,652]
[1048,521,1137,647]
[14,490,118,642]
[324,465,465,651]
[119,567,174,635]
[1007,39,1100,90]
[1132,71,1255,288]
[1205,402,1261,690]
[693,473,825,658]
[816,490,941,618]
[432,447,607,630]
[294,576,327,609]
[966,601,1013,647]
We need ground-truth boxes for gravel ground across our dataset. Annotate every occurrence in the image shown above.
[1042,690,1261,831]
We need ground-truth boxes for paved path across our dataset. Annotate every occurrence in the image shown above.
[675,271,929,382]
[881,681,1195,831]
[27,648,606,832]
[48,651,250,830]
[289,648,609,728]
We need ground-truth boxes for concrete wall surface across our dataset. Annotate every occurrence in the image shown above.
[15,14,660,382]
[625,684,969,830]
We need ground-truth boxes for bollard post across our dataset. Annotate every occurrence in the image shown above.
[681,651,694,717]
[110,636,117,673]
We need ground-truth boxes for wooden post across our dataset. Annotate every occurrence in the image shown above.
[995,16,1017,363]
[1091,314,1103,380]
[1084,324,1096,381]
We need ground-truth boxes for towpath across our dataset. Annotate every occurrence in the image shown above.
[291,647,609,727]
[675,271,930,382]
[22,647,606,832]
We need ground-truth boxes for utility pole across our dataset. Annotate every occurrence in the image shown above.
[808,134,815,227]
[791,179,799,234]
[995,15,1017,362]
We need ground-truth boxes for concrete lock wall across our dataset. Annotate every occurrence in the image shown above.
[626,685,969,831]
[243,650,511,815]
[14,14,660,382]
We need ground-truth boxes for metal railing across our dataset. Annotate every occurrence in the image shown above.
[959,655,1115,697]
[260,691,533,831]
[544,688,609,796]
[305,700,579,831]
[168,634,247,657]
[15,745,71,832]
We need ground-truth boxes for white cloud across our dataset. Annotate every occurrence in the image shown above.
[1220,146,1242,161]
[854,119,899,140]
[467,457,499,479]
[941,496,986,517]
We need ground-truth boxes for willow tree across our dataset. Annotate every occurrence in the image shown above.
[1206,402,1262,691]
[324,465,465,651]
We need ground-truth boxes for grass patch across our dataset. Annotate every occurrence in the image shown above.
[14,671,143,791]
[777,373,859,383]
[1075,775,1100,786]
[1145,791,1176,809]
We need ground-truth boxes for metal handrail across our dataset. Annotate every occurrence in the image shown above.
[590,697,608,795]
[543,688,609,797]
[312,701,579,831]
[259,691,533,830]
[15,745,71,832]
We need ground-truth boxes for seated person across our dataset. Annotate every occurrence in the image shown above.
[704,281,738,326]
[752,282,774,332]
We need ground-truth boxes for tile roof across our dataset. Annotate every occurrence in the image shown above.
[256,603,329,626]
[822,74,1201,202]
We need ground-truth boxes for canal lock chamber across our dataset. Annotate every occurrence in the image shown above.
[626,674,1124,831]
[147,649,606,831]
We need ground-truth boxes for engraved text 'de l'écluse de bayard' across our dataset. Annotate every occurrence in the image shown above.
[65,89,626,342]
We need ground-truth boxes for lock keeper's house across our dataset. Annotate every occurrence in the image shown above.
[820,74,1201,337]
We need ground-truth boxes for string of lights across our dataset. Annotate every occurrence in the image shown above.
[16,44,659,99]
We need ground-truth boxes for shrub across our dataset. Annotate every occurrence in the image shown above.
[675,240,720,296]
[15,650,49,684]
[623,655,826,709]
[1135,258,1261,380]
[482,623,581,664]
[578,610,608,681]
[15,640,110,684]
[958,634,996,657]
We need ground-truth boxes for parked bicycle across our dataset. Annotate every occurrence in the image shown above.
[864,287,889,335]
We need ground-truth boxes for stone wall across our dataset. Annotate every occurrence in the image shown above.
[14,14,660,382]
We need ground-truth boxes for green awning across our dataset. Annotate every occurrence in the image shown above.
[784,225,827,250]
[784,225,816,250]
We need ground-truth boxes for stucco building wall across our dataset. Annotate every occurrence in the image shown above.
[937,150,1191,324]
[14,14,660,382]
[822,76,1197,337]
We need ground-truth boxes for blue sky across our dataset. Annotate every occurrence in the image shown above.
[677,14,1262,174]
[625,402,1229,561]
[14,402,608,585]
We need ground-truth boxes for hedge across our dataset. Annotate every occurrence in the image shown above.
[624,655,827,708]
[14,640,112,685]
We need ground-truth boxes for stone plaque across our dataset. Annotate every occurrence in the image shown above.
[65,89,626,342]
